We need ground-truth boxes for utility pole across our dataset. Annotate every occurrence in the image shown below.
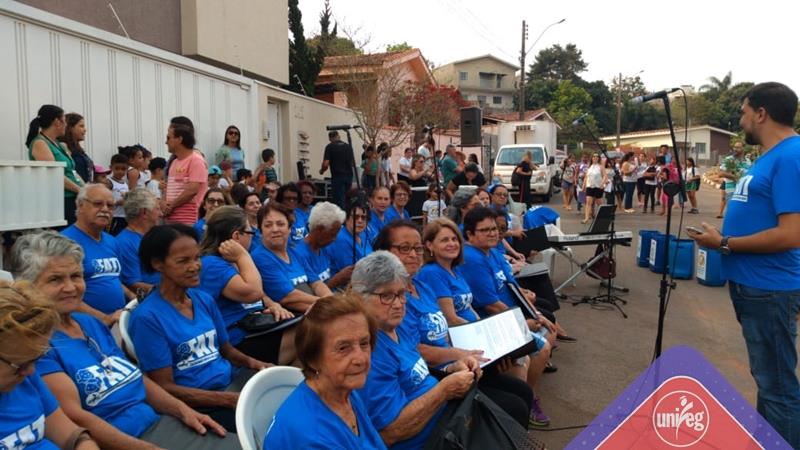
[615,72,622,148]
[518,20,528,120]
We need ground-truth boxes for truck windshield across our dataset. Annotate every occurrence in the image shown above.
[496,147,545,166]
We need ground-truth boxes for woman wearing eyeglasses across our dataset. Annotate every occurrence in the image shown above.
[384,181,412,222]
[251,203,333,314]
[199,206,295,365]
[323,203,373,282]
[194,188,229,239]
[215,125,245,180]
[9,231,239,449]
[277,183,308,243]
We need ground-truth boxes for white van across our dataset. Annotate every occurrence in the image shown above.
[492,144,558,202]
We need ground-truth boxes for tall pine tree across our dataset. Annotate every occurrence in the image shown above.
[288,0,319,96]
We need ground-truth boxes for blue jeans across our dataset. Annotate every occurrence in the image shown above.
[729,281,800,448]
[331,176,352,209]
[623,181,637,209]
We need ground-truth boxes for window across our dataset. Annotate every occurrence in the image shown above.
[493,96,503,105]
[479,72,494,89]
[477,95,487,105]
[496,76,503,89]
[459,71,468,81]
[694,142,706,157]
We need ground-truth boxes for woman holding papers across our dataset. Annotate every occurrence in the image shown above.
[352,252,533,448]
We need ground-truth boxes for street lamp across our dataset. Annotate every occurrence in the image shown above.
[519,18,566,120]
[615,69,644,148]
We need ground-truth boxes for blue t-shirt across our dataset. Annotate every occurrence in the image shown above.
[722,136,800,290]
[0,373,59,450]
[251,241,313,303]
[199,255,263,345]
[61,225,126,314]
[366,210,391,245]
[359,327,443,450]
[115,229,160,288]
[416,263,479,323]
[400,279,450,348]
[37,313,159,437]
[293,239,332,282]
[292,208,310,243]
[193,218,207,240]
[323,227,373,276]
[461,244,515,315]
[264,381,386,450]
[129,288,233,390]
[384,206,410,222]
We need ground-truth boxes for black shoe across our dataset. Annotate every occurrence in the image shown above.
[557,334,578,343]
[544,362,558,373]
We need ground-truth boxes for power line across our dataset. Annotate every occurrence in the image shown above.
[435,0,517,61]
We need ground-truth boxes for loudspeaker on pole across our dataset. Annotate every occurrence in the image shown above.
[460,107,482,146]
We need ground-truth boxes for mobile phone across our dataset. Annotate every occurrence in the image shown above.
[686,226,703,235]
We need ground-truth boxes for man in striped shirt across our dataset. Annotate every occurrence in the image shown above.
[164,123,207,224]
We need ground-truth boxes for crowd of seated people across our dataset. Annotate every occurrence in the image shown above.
[0,107,577,449]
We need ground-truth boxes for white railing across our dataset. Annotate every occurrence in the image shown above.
[0,161,66,231]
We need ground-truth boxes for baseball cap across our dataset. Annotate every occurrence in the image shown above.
[208,165,222,176]
[93,164,111,175]
[219,160,232,170]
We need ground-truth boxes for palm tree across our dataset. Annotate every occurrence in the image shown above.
[700,71,733,101]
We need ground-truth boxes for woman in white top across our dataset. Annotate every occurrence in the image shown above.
[581,153,607,224]
[684,157,701,214]
[621,152,638,213]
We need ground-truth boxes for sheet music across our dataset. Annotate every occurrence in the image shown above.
[448,308,532,368]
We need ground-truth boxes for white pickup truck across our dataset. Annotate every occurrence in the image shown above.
[492,144,559,202]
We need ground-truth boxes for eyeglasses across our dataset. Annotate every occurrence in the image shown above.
[240,229,257,236]
[283,196,298,202]
[493,192,508,198]
[84,199,116,210]
[0,354,40,375]
[370,290,406,305]
[227,130,239,136]
[394,192,409,198]
[353,214,368,221]
[391,244,424,255]
[206,198,225,205]
[475,226,499,234]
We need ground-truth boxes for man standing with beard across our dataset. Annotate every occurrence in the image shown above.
[689,82,800,448]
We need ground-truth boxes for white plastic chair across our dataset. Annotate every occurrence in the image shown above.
[236,366,304,450]
[0,270,13,282]
[118,298,139,363]
[542,221,575,283]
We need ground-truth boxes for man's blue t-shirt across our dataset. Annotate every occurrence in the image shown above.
[264,382,386,450]
[37,313,159,437]
[400,278,450,348]
[293,239,332,283]
[115,228,160,288]
[384,206,410,223]
[359,327,443,450]
[0,373,59,450]
[416,263,479,323]
[62,225,126,314]
[129,288,233,390]
[323,227,373,276]
[199,255,263,345]
[251,241,313,303]
[292,208,310,243]
[723,136,800,290]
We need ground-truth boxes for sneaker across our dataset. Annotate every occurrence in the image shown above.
[689,208,699,214]
[530,396,551,427]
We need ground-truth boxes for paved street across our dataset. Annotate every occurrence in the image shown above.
[528,182,761,449]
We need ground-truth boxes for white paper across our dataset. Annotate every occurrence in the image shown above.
[448,308,532,368]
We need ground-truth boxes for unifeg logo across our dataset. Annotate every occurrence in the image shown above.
[652,390,709,447]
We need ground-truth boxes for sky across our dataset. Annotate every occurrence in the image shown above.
[299,0,800,95]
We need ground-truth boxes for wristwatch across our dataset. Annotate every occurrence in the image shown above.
[719,236,732,255]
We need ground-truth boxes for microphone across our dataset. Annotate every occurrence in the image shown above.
[571,112,590,126]
[631,88,681,104]
[326,124,362,131]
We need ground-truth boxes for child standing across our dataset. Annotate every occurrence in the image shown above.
[256,148,278,199]
[421,183,446,226]
[93,164,112,190]
[108,153,130,235]
[145,157,167,203]
[684,157,701,214]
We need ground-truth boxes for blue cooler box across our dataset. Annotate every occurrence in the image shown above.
[697,247,726,286]
[637,230,659,267]
[668,238,695,279]
[649,233,674,274]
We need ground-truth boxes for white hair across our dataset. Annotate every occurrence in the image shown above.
[10,230,84,282]
[123,188,157,219]
[351,251,408,295]
[308,201,346,231]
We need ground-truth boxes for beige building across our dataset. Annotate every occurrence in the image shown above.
[433,54,518,111]
[600,126,736,164]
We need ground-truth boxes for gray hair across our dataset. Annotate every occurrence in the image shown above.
[10,230,84,282]
[447,190,476,222]
[350,251,408,295]
[308,201,345,231]
[123,188,158,220]
[76,183,111,207]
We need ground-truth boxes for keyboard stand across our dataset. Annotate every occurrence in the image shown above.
[551,246,628,295]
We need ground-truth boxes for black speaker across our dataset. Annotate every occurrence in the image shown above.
[460,107,482,146]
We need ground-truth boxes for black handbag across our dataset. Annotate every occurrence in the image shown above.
[423,385,545,450]
[511,166,521,186]
[237,312,304,335]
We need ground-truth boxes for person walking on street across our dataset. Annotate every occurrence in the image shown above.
[689,82,800,448]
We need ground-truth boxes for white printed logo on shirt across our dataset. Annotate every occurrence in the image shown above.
[454,293,474,311]
[290,274,308,286]
[410,357,430,386]
[421,312,448,343]
[495,270,508,289]
[176,330,221,370]
[318,268,331,282]
[732,175,753,203]
[75,355,142,407]
[90,257,121,279]
[0,414,45,450]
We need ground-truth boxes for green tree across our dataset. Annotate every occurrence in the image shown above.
[288,0,319,96]
[386,42,412,53]
[547,80,593,146]
[700,71,733,102]
[528,43,588,82]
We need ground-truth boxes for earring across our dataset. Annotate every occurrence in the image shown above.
[315,369,320,379]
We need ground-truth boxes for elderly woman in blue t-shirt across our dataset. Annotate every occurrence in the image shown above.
[10,230,239,449]
[264,294,386,449]
[0,280,100,450]
[130,224,271,432]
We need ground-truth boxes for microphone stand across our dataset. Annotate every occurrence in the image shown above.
[654,97,686,358]
[571,118,628,318]
[342,128,367,267]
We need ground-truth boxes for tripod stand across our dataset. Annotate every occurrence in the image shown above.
[570,119,628,318]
